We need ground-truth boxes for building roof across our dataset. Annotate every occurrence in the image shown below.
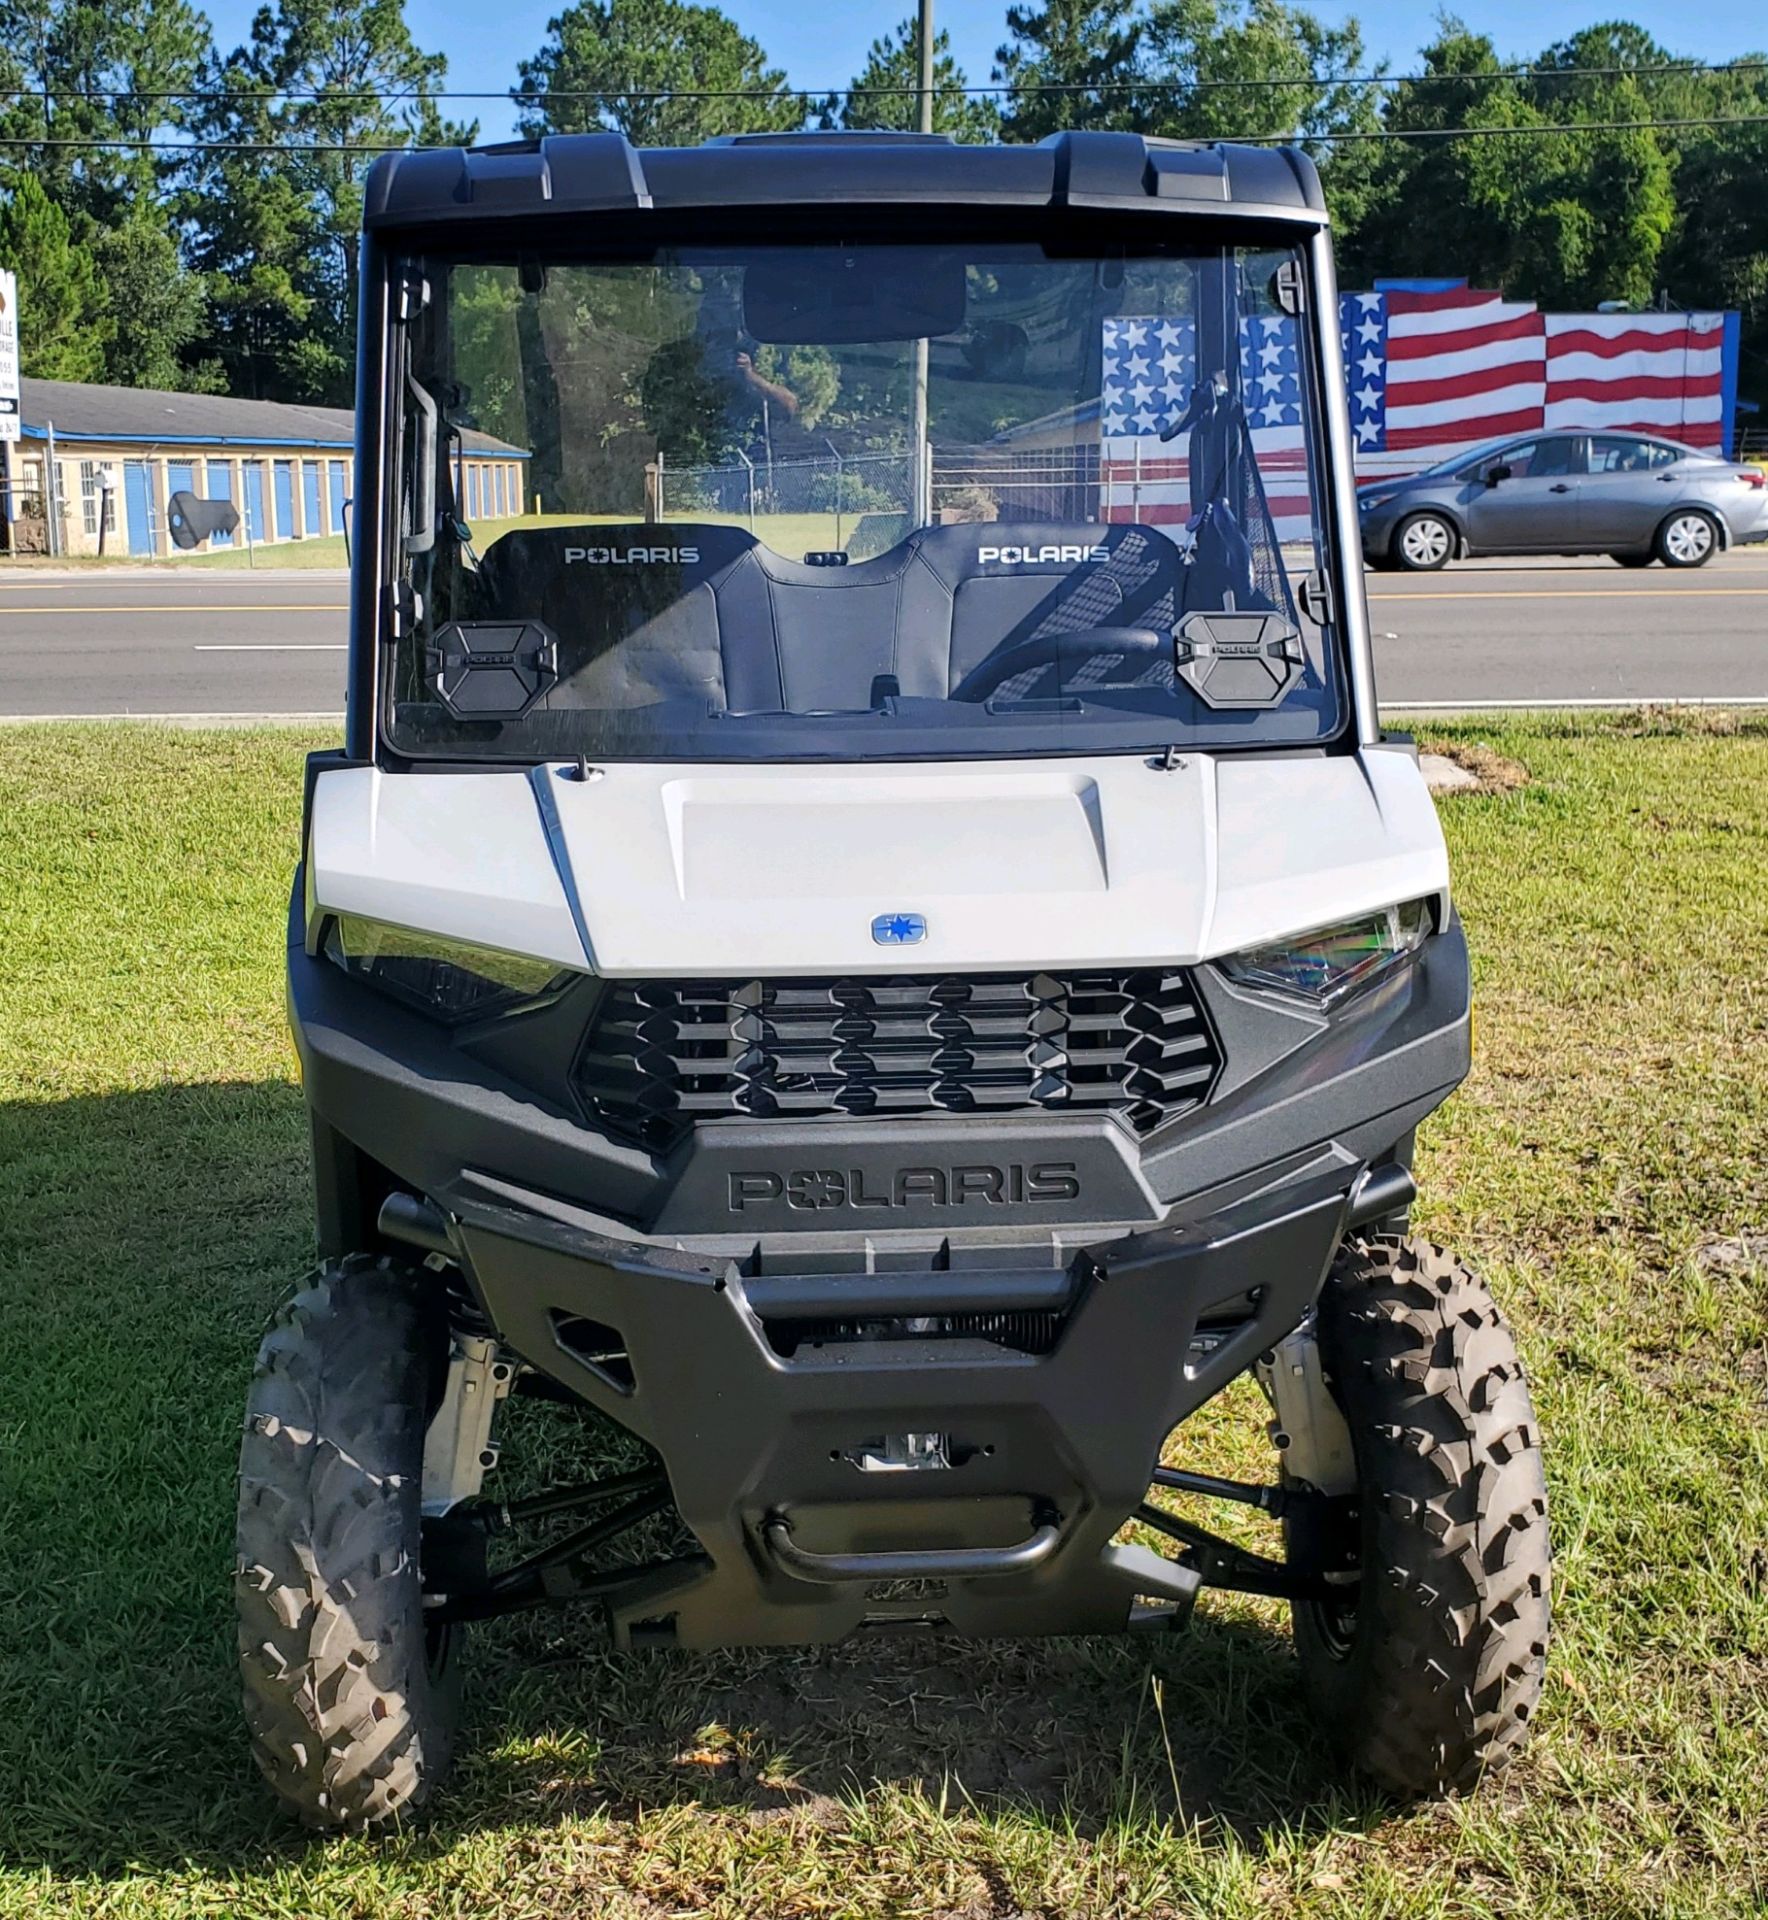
[18,377,526,456]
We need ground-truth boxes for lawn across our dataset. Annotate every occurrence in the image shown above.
[0,714,1763,1918]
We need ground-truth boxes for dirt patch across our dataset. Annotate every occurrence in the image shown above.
[1424,740,1530,793]
[1624,705,1762,738]
[1697,1232,1768,1276]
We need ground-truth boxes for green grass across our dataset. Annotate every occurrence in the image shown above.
[10,509,897,572]
[0,714,1764,1917]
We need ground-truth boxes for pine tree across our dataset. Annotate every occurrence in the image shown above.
[832,18,1000,143]
[993,0,1143,141]
[515,0,806,147]
[182,0,474,403]
[0,172,108,380]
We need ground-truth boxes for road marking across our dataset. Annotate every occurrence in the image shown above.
[0,602,348,614]
[1383,696,1768,709]
[1369,587,1768,600]
[192,643,346,652]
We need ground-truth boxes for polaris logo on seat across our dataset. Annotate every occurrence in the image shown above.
[563,545,700,565]
[977,543,1109,566]
[727,1163,1081,1212]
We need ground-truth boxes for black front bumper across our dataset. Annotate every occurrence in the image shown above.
[450,1161,1361,1646]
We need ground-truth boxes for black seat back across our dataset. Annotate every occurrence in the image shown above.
[471,523,756,709]
[906,522,1187,691]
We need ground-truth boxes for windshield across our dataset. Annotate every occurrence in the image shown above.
[387,238,1347,763]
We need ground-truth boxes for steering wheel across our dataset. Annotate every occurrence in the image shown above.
[950,626,1169,704]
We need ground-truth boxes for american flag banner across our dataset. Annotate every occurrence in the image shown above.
[1099,313,1318,543]
[1100,281,1739,530]
[1543,310,1726,439]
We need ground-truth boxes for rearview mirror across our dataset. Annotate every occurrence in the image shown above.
[743,251,966,344]
[1485,464,1511,487]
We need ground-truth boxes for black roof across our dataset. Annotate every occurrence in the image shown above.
[363,129,1325,233]
[19,376,523,454]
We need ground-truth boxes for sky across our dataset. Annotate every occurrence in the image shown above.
[201,0,1768,144]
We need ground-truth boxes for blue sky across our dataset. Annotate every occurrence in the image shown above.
[204,0,1768,144]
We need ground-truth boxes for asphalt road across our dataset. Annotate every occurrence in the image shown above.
[2,553,1765,718]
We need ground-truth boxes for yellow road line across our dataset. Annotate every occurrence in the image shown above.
[1369,587,1768,600]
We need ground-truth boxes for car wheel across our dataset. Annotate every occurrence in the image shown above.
[1393,512,1454,572]
[1655,510,1718,569]
[1614,553,1655,568]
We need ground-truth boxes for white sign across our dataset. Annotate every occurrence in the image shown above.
[0,268,18,444]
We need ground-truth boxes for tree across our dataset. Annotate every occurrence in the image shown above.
[93,216,220,390]
[1344,18,1677,310]
[993,0,1143,141]
[183,0,474,403]
[0,0,211,222]
[0,172,107,379]
[1136,0,1385,232]
[832,18,1000,143]
[514,0,806,147]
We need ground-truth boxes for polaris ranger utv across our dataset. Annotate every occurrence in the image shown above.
[241,128,1549,1827]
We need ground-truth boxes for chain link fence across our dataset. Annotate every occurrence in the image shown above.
[656,449,917,556]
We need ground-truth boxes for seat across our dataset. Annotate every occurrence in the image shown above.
[469,519,1190,717]
[469,523,758,711]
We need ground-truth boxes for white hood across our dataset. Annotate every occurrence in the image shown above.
[307,747,1448,977]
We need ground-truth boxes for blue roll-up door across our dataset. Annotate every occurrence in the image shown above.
[328,460,347,533]
[123,462,155,555]
[166,462,197,552]
[494,466,507,516]
[273,460,295,540]
[208,464,234,546]
[244,463,268,543]
[302,460,321,538]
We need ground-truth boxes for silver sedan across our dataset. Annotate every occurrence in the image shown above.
[1358,431,1768,571]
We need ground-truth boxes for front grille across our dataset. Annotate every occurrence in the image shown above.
[573,970,1222,1154]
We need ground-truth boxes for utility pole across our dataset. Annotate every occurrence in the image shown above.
[911,0,934,526]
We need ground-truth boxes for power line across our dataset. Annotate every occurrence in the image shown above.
[6,112,1768,154]
[3,58,1768,106]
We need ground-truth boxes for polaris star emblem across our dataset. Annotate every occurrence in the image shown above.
[872,912,927,946]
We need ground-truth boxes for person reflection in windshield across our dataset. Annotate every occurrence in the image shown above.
[640,320,801,468]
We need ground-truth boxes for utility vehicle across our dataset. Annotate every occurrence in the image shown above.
[240,128,1550,1828]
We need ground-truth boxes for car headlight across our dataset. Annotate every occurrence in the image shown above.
[324,913,573,1023]
[1219,897,1433,1005]
[1358,490,1397,512]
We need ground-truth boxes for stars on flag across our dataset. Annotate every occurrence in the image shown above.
[1339,292,1387,451]
[1101,294,1388,451]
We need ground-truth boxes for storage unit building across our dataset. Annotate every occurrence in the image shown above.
[3,378,528,559]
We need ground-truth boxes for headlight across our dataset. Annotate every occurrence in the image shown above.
[324,913,573,1023]
[1219,898,1433,1005]
[1358,490,1396,512]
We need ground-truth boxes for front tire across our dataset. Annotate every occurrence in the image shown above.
[1392,512,1455,571]
[1292,1237,1550,1797]
[235,1254,460,1828]
[1655,509,1718,568]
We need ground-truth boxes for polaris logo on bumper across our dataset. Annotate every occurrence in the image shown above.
[728,1163,1081,1212]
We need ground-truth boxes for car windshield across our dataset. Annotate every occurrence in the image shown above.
[387,238,1347,763]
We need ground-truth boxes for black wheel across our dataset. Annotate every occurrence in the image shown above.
[235,1254,460,1828]
[1391,512,1455,571]
[1290,1236,1550,1797]
[1614,552,1655,568]
[1655,509,1718,568]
